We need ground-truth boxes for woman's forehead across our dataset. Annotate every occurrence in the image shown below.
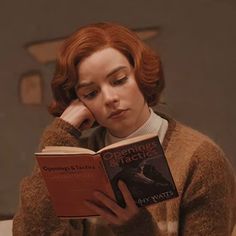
[78,48,131,74]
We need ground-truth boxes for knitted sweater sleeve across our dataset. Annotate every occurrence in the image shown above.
[180,141,236,236]
[13,118,84,236]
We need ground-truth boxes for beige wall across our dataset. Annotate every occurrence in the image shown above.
[0,0,235,216]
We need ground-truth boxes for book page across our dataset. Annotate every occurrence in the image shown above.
[37,146,95,155]
[99,132,158,152]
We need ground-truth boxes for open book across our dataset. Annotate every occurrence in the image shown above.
[36,133,178,218]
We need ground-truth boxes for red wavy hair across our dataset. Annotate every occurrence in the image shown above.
[49,22,165,116]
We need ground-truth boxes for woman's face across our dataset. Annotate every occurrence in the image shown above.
[76,47,150,138]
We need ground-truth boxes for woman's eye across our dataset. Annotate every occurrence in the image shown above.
[83,90,98,100]
[113,77,128,86]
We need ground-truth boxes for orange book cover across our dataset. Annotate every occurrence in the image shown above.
[36,153,115,218]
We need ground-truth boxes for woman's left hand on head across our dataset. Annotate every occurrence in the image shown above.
[84,180,139,225]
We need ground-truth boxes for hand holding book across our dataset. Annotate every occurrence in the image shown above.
[85,180,139,225]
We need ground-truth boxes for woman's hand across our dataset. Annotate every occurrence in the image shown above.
[85,181,139,225]
[60,99,95,131]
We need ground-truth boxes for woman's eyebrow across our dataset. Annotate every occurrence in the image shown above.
[77,81,95,90]
[106,66,128,78]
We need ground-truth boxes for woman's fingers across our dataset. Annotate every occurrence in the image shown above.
[84,181,139,225]
[118,181,138,213]
[93,191,127,218]
[84,200,121,225]
[60,99,95,129]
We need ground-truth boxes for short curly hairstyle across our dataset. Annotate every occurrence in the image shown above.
[49,22,165,116]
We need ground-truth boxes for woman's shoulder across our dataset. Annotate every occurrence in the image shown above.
[166,117,235,183]
[160,112,223,155]
[163,116,235,206]
[158,112,234,171]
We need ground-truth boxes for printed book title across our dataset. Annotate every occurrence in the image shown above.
[102,139,160,167]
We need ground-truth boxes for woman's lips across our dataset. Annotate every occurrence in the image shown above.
[108,109,128,119]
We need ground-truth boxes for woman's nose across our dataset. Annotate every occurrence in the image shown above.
[102,86,119,107]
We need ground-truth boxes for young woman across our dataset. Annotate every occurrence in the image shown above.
[13,22,235,236]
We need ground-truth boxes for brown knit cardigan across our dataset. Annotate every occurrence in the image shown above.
[13,114,236,236]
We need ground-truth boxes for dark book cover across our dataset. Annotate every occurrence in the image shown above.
[100,135,178,207]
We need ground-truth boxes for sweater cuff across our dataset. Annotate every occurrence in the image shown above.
[52,118,82,139]
[110,208,158,236]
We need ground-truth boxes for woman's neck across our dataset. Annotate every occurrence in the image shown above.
[105,108,168,145]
